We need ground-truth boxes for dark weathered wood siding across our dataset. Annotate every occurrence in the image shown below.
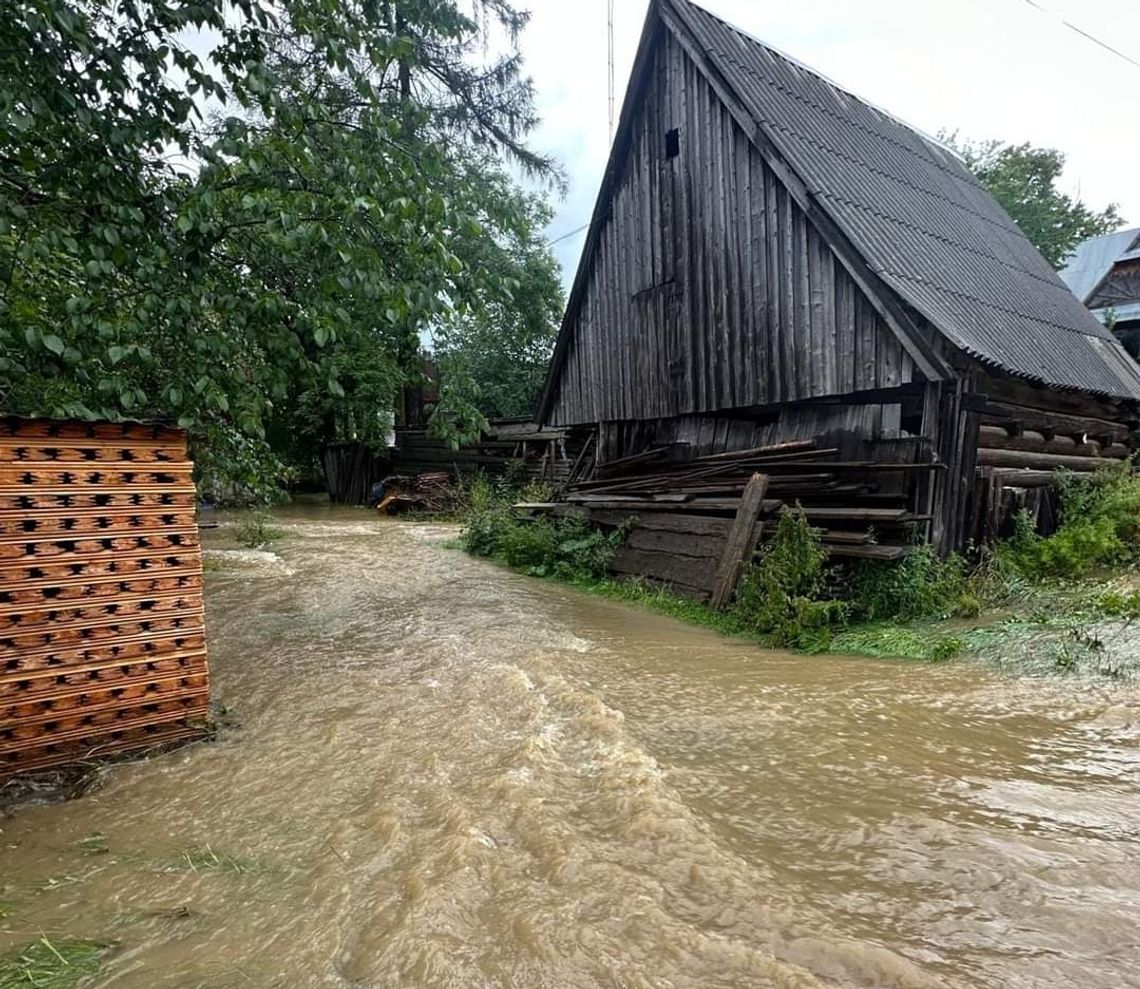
[547,31,915,427]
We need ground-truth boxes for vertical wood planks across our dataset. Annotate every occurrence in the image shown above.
[545,32,916,428]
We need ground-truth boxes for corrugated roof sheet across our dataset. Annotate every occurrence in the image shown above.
[669,0,1140,400]
[1059,227,1140,303]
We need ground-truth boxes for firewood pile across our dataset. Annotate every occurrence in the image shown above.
[376,471,457,515]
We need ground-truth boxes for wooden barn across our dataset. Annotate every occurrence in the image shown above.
[536,0,1140,576]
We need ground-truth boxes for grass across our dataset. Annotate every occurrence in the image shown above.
[0,937,108,989]
[69,834,109,858]
[157,845,263,875]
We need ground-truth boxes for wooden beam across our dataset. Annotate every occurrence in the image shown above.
[709,473,769,610]
[977,447,1127,472]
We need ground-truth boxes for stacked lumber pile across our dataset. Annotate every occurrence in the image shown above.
[0,417,209,780]
[522,439,937,603]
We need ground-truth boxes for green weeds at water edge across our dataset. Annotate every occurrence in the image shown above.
[459,464,1140,672]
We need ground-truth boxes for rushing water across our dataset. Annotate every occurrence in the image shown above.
[2,507,1139,988]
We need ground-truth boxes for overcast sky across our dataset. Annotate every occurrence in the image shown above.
[522,0,1140,289]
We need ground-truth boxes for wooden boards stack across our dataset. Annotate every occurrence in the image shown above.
[0,417,209,779]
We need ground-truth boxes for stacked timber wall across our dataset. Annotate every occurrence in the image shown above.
[968,395,1134,543]
[0,418,209,779]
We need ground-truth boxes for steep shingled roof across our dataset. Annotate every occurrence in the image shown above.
[659,0,1140,399]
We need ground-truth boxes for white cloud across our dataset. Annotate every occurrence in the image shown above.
[522,0,1140,288]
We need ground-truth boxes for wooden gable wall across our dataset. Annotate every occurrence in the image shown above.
[546,30,916,428]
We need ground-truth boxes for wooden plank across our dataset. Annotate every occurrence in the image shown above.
[611,545,719,592]
[709,473,769,610]
[625,527,725,559]
[977,399,1131,443]
[824,544,913,560]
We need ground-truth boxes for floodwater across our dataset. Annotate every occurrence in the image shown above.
[2,507,1139,989]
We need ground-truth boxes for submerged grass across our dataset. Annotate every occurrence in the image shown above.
[158,845,263,875]
[0,937,108,989]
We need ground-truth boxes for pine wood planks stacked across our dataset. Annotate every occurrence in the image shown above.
[0,417,209,779]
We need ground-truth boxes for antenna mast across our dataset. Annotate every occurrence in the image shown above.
[607,0,616,143]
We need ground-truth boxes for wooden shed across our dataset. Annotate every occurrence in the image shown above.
[1,417,209,779]
[538,0,1140,563]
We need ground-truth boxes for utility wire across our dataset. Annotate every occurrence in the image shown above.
[548,222,590,246]
[1016,0,1140,71]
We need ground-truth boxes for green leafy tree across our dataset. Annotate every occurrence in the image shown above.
[942,133,1122,268]
[1,0,559,487]
[432,176,563,424]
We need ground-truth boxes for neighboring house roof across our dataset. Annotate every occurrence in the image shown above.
[1059,227,1140,303]
[1104,302,1140,325]
[661,0,1140,399]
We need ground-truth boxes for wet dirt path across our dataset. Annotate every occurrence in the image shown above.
[2,508,1139,988]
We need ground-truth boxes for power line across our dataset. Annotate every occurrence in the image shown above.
[548,222,589,246]
[1016,0,1140,72]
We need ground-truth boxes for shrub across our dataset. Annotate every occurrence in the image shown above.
[733,508,848,647]
[460,503,626,582]
[850,543,974,621]
[997,463,1140,578]
[233,510,283,549]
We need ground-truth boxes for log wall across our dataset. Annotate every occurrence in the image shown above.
[0,418,209,779]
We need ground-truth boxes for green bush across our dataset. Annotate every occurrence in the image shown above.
[850,543,974,621]
[233,510,284,549]
[997,464,1140,578]
[461,503,625,582]
[733,508,848,648]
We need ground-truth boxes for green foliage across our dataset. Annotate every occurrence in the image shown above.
[997,465,1140,578]
[732,509,848,648]
[942,133,1121,268]
[463,509,624,582]
[432,197,564,420]
[0,938,107,989]
[1095,589,1140,618]
[851,544,977,622]
[233,510,283,550]
[2,0,561,496]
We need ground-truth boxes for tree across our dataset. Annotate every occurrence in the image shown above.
[1,0,559,491]
[942,134,1122,269]
[431,173,563,424]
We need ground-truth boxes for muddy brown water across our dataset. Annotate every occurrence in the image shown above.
[2,507,1139,988]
